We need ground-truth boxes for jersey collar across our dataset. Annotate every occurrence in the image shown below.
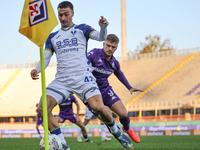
[61,24,75,31]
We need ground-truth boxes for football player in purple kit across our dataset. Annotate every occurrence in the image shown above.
[87,34,143,144]
[30,1,133,150]
[55,95,92,143]
[36,103,43,138]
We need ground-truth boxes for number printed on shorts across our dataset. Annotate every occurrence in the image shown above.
[108,89,114,96]
[84,76,93,82]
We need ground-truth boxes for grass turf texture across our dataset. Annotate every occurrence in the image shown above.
[0,136,199,150]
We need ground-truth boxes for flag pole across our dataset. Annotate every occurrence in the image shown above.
[19,0,58,149]
[40,47,49,150]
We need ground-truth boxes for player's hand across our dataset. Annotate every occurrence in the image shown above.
[99,16,109,26]
[30,69,39,80]
[130,88,143,94]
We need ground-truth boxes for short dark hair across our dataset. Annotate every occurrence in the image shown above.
[106,34,119,43]
[57,1,73,11]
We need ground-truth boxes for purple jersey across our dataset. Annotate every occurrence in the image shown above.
[59,95,77,115]
[87,48,132,94]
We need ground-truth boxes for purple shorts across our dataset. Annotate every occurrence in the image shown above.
[36,119,43,125]
[58,113,76,123]
[86,87,120,116]
[101,88,120,108]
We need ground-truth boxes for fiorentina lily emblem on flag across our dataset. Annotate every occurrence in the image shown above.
[29,0,48,26]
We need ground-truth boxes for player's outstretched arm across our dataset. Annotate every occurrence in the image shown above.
[30,69,39,80]
[129,88,143,94]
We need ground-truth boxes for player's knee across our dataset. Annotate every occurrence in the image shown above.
[93,105,106,114]
[119,112,128,118]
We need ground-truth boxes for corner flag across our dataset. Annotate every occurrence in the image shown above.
[19,0,58,48]
[19,1,58,150]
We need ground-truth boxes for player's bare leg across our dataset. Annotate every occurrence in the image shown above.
[36,124,42,138]
[77,119,90,142]
[37,95,70,149]
[87,95,113,122]
[37,96,59,131]
[111,100,140,143]
[75,118,92,142]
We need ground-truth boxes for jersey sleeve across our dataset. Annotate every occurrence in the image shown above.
[44,33,55,55]
[35,50,52,73]
[77,24,96,41]
[114,61,132,90]
[87,48,96,63]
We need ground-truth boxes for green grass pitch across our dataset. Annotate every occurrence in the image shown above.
[0,136,199,150]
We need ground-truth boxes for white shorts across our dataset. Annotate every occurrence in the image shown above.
[84,106,94,120]
[46,71,101,104]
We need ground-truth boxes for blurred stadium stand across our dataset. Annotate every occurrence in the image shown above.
[0,47,199,128]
